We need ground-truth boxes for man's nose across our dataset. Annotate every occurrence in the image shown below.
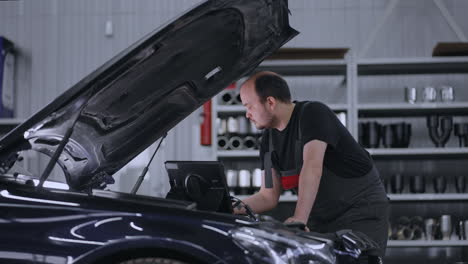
[245,111,251,119]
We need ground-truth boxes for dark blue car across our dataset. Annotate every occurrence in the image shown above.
[0,0,377,263]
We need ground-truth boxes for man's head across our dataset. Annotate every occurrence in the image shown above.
[240,71,292,129]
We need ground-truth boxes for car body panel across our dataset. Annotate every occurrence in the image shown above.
[0,180,249,263]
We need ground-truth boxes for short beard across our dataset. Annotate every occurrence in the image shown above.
[258,107,275,129]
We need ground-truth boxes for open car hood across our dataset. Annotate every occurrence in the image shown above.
[0,0,298,191]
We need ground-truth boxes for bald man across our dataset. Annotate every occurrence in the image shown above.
[235,71,389,263]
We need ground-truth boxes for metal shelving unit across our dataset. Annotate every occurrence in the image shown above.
[216,105,247,113]
[214,56,468,256]
[358,102,468,117]
[387,240,468,247]
[389,193,468,201]
[236,193,468,203]
[356,57,468,255]
[366,148,468,158]
[218,150,258,158]
[218,103,349,114]
[356,57,468,113]
[256,59,348,76]
[235,194,298,202]
[357,57,468,75]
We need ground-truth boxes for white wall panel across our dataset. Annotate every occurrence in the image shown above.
[286,0,467,57]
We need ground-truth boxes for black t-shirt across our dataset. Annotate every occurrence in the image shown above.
[260,101,373,178]
[260,101,387,223]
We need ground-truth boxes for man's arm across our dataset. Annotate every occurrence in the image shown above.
[285,139,327,224]
[233,168,282,215]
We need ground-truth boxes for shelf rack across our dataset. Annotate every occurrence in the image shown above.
[213,56,468,255]
[217,104,349,114]
[235,194,468,203]
[387,240,468,247]
[256,59,348,76]
[218,148,468,158]
[357,57,468,75]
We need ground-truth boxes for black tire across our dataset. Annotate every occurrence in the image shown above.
[118,258,188,264]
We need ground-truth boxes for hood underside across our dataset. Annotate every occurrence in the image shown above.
[0,0,298,191]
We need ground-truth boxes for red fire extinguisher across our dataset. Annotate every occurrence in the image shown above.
[200,100,212,146]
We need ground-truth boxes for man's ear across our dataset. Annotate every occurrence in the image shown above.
[266,96,276,110]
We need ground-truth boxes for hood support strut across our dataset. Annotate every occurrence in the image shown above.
[36,90,95,190]
[130,133,167,194]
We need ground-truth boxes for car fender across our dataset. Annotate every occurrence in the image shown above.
[72,237,223,264]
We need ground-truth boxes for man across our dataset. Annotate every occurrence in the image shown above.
[235,71,389,262]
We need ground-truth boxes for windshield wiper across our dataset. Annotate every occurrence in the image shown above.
[130,133,167,195]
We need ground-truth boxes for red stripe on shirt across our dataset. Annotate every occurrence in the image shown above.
[281,174,299,190]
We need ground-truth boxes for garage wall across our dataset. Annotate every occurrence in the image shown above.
[287,0,468,57]
[0,0,206,196]
[0,0,467,196]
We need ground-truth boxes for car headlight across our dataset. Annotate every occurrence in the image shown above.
[230,227,336,264]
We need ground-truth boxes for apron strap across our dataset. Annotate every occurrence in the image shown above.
[294,101,310,168]
[263,101,311,188]
[263,129,274,188]
[264,151,273,188]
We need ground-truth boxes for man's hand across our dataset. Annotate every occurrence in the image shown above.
[232,201,246,215]
[284,216,310,232]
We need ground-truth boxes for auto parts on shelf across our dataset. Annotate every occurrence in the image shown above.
[238,170,251,195]
[218,89,242,105]
[219,90,236,105]
[427,115,453,148]
[237,116,249,134]
[243,136,258,150]
[226,169,238,194]
[217,136,229,150]
[389,215,468,241]
[226,168,262,195]
[385,174,466,194]
[405,86,417,104]
[455,175,466,193]
[217,116,262,150]
[217,134,261,150]
[433,175,447,194]
[217,118,227,135]
[454,123,468,147]
[404,85,455,104]
[359,121,412,148]
[390,173,404,194]
[228,136,244,150]
[410,175,425,194]
[227,116,239,133]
